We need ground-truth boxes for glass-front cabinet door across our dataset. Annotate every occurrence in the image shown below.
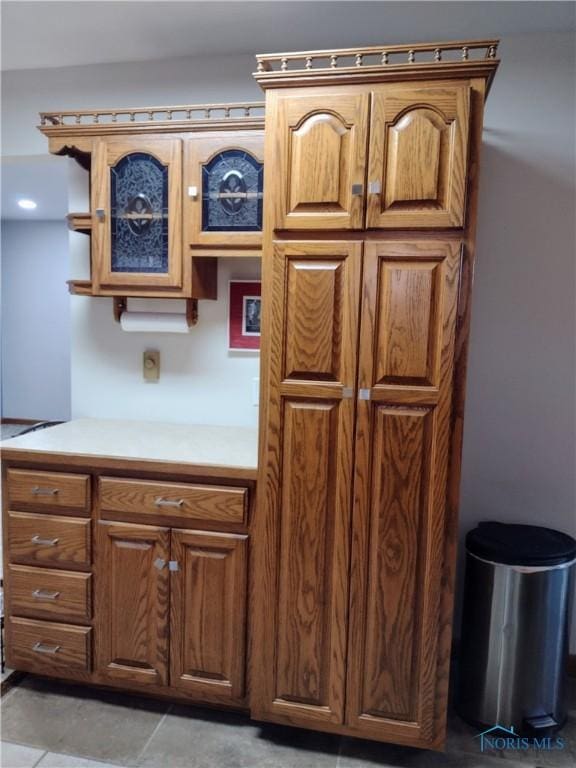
[92,137,183,293]
[185,132,264,250]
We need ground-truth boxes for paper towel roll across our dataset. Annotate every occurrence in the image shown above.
[120,311,190,333]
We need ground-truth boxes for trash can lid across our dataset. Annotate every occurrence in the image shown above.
[466,521,576,566]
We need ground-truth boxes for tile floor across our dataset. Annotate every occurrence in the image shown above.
[1,675,574,768]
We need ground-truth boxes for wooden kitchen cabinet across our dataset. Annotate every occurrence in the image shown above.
[271,89,369,230]
[91,137,184,294]
[269,82,470,231]
[170,530,248,702]
[96,521,170,686]
[252,40,499,749]
[185,131,264,250]
[37,102,265,299]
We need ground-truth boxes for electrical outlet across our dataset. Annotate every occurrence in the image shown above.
[143,350,160,382]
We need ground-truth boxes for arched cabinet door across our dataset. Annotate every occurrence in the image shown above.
[92,137,183,293]
[270,90,369,229]
[366,85,471,228]
[185,132,264,250]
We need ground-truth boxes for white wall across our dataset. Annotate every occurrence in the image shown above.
[1,220,71,420]
[456,33,576,643]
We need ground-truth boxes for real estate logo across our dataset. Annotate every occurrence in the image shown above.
[475,724,566,753]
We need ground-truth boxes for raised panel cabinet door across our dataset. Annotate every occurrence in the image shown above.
[170,529,248,703]
[185,131,264,249]
[269,89,369,229]
[92,137,184,292]
[95,521,169,686]
[346,240,461,748]
[367,85,471,228]
[251,241,362,728]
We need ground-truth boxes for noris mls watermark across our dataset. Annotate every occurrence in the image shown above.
[475,724,566,753]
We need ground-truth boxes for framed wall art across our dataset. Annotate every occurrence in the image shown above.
[228,280,261,351]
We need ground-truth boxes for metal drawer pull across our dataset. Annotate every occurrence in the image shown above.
[368,180,382,195]
[154,497,185,508]
[31,486,59,496]
[32,589,61,601]
[31,535,60,547]
[95,207,105,220]
[351,183,364,196]
[32,642,61,655]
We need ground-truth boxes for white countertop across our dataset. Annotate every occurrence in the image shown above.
[0,418,258,473]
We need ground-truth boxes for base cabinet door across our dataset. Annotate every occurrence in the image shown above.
[345,241,461,747]
[96,522,169,686]
[170,530,248,703]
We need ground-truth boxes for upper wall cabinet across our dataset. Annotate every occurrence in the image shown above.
[92,137,183,293]
[272,90,369,230]
[185,131,264,251]
[268,84,470,231]
[38,103,265,299]
[367,84,471,228]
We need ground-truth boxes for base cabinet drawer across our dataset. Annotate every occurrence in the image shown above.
[7,616,92,672]
[8,565,92,622]
[7,511,91,569]
[7,469,90,514]
[99,477,247,526]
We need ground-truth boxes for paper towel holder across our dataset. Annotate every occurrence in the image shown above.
[113,297,199,327]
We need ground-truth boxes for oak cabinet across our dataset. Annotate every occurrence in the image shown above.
[185,132,264,250]
[92,137,184,294]
[270,83,470,231]
[272,90,369,230]
[170,530,247,702]
[253,40,498,749]
[38,102,265,299]
[96,521,170,686]
[367,85,470,228]
[96,522,248,703]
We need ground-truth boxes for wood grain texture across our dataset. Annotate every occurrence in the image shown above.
[273,89,369,229]
[346,239,461,745]
[95,521,169,686]
[7,511,91,569]
[251,240,361,726]
[7,468,90,515]
[367,84,470,228]
[99,477,247,526]
[170,529,248,703]
[92,137,185,294]
[184,130,264,248]
[8,565,91,622]
[7,617,92,673]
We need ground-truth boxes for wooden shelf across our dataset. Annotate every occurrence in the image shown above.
[67,280,92,296]
[67,213,92,235]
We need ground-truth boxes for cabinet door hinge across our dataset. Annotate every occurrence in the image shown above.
[168,560,180,572]
[358,388,371,401]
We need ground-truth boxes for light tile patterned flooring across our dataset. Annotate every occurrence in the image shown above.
[1,675,574,768]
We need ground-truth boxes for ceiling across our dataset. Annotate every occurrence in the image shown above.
[2,1,574,71]
[1,156,69,220]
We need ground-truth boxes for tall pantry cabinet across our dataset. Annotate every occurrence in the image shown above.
[251,41,499,750]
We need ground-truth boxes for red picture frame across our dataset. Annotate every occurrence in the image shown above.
[228,280,261,351]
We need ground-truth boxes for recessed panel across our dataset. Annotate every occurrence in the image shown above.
[276,400,338,705]
[289,114,349,212]
[375,261,440,386]
[385,110,444,208]
[361,406,432,721]
[284,259,343,381]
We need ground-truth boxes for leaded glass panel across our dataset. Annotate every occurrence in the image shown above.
[110,152,169,273]
[202,149,263,232]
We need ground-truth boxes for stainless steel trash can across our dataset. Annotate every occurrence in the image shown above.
[458,521,576,736]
